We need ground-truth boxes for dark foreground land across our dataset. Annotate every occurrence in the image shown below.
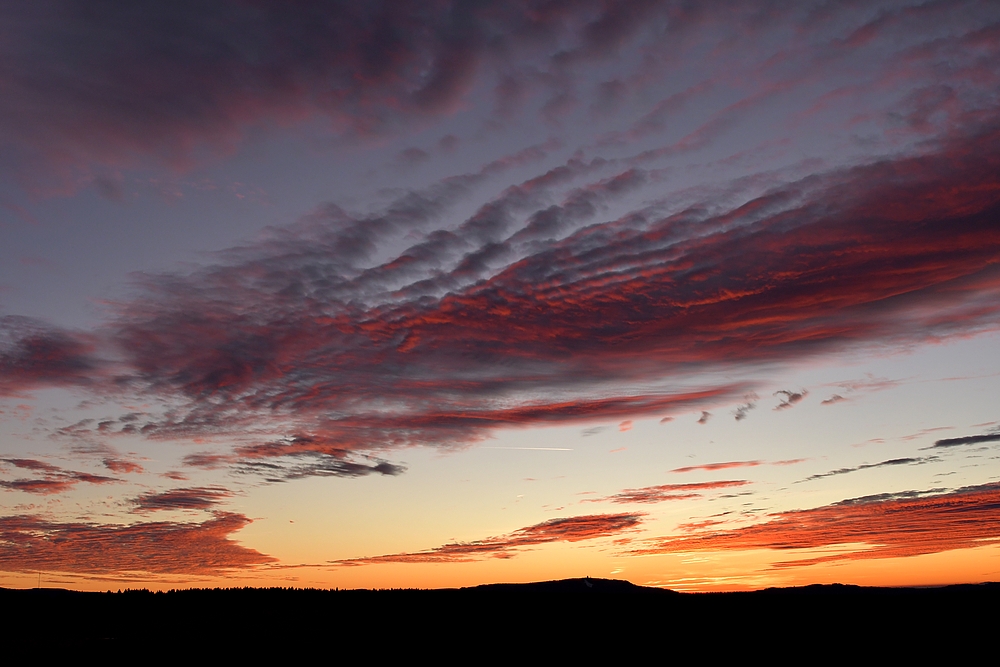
[5,578,999,648]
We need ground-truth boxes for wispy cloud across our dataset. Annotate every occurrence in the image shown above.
[899,426,953,442]
[798,456,936,483]
[585,480,750,504]
[773,389,807,411]
[672,461,763,473]
[631,483,1000,567]
[733,394,758,421]
[933,429,1000,448]
[335,512,643,565]
[820,375,904,406]
[671,459,805,474]
[0,458,117,495]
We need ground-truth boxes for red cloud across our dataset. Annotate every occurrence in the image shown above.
[226,387,744,480]
[0,512,273,575]
[671,459,805,473]
[0,478,78,495]
[0,319,101,396]
[2,458,62,473]
[0,458,117,495]
[586,480,750,504]
[632,483,1000,567]
[5,73,1000,480]
[671,461,763,473]
[336,512,643,565]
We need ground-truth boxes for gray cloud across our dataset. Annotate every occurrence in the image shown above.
[799,456,937,483]
[934,430,1000,448]
[774,389,807,410]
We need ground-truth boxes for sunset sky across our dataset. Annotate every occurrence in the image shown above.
[2,0,1000,592]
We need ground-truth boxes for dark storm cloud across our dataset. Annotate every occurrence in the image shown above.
[335,512,643,565]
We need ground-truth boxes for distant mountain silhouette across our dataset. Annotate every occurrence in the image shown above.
[4,579,997,649]
[460,576,679,595]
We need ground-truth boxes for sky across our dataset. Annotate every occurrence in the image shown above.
[2,0,1000,592]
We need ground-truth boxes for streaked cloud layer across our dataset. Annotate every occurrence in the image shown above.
[633,483,1000,567]
[337,512,643,565]
[0,513,273,575]
[1,1,1000,588]
[5,120,999,477]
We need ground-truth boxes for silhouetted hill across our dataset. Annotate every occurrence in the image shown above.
[462,575,679,594]
[4,579,998,649]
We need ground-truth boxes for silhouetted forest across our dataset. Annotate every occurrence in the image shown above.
[4,578,998,649]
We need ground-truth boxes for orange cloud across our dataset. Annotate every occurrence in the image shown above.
[632,483,1000,567]
[336,512,643,565]
[0,512,273,575]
